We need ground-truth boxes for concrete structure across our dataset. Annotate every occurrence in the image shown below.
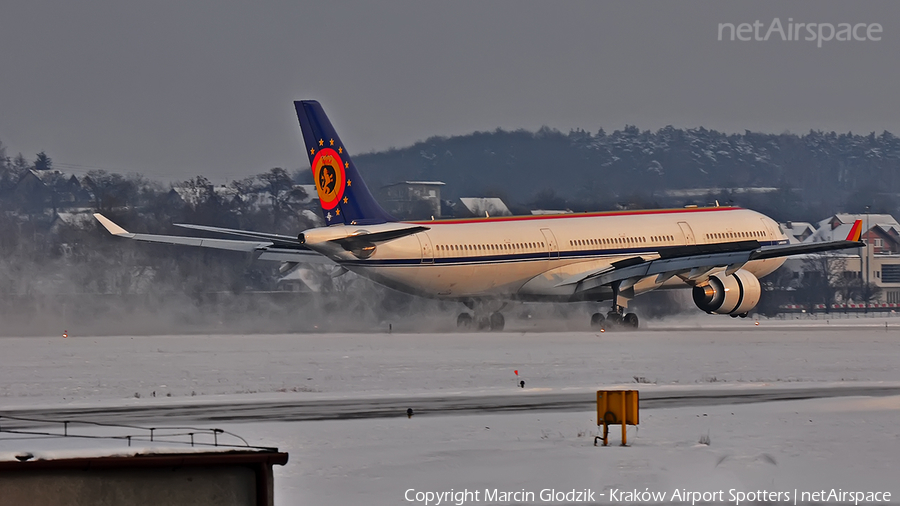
[0,450,288,506]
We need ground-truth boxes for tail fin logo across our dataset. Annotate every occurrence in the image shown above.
[312,148,346,210]
[846,219,863,242]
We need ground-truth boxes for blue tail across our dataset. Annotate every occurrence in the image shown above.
[294,101,396,226]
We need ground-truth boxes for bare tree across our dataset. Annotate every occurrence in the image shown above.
[796,254,847,312]
[256,168,308,232]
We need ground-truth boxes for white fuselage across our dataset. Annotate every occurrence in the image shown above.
[302,207,789,302]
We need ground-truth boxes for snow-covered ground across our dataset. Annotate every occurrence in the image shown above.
[243,396,900,505]
[3,321,900,405]
[2,322,900,504]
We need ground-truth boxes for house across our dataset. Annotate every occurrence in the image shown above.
[777,213,900,305]
[779,221,815,244]
[806,213,900,254]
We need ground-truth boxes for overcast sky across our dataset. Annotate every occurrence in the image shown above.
[1,1,898,183]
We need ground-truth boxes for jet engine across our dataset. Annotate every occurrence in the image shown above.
[691,269,761,316]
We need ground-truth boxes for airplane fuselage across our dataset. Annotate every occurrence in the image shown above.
[302,206,789,302]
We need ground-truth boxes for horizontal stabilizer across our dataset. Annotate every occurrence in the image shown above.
[174,223,303,246]
[328,226,430,251]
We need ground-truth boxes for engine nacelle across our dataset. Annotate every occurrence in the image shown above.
[692,269,761,315]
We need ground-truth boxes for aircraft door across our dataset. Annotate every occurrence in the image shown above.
[540,228,559,259]
[417,233,434,264]
[677,221,695,245]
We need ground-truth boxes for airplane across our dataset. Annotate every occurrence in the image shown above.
[94,101,865,331]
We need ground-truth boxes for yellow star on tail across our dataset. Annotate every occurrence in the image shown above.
[318,139,324,146]
[310,147,315,155]
[329,139,334,146]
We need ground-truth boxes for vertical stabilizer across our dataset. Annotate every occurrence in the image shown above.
[294,101,396,226]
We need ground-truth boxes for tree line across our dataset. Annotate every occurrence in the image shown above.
[357,126,900,222]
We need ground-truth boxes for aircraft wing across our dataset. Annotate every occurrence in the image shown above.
[93,214,333,264]
[561,222,864,294]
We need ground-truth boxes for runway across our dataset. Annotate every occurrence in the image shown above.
[4,384,900,428]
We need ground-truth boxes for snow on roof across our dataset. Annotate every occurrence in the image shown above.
[782,221,813,231]
[809,213,900,242]
[805,222,855,243]
[823,213,900,230]
[53,211,96,226]
[0,446,269,463]
[661,187,779,198]
[382,181,446,187]
[301,209,323,226]
[278,266,324,292]
[459,197,511,216]
[530,209,574,215]
[780,221,816,244]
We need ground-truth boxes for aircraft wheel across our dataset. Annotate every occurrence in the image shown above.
[623,313,639,329]
[490,312,505,331]
[738,312,749,318]
[590,312,605,329]
[457,313,473,329]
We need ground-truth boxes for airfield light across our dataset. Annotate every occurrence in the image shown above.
[63,330,68,338]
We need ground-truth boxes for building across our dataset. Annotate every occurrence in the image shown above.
[806,213,900,254]
[779,221,815,244]
[379,181,445,219]
[776,213,900,306]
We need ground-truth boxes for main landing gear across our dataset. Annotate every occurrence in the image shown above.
[457,301,506,331]
[457,311,505,331]
[590,306,639,331]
